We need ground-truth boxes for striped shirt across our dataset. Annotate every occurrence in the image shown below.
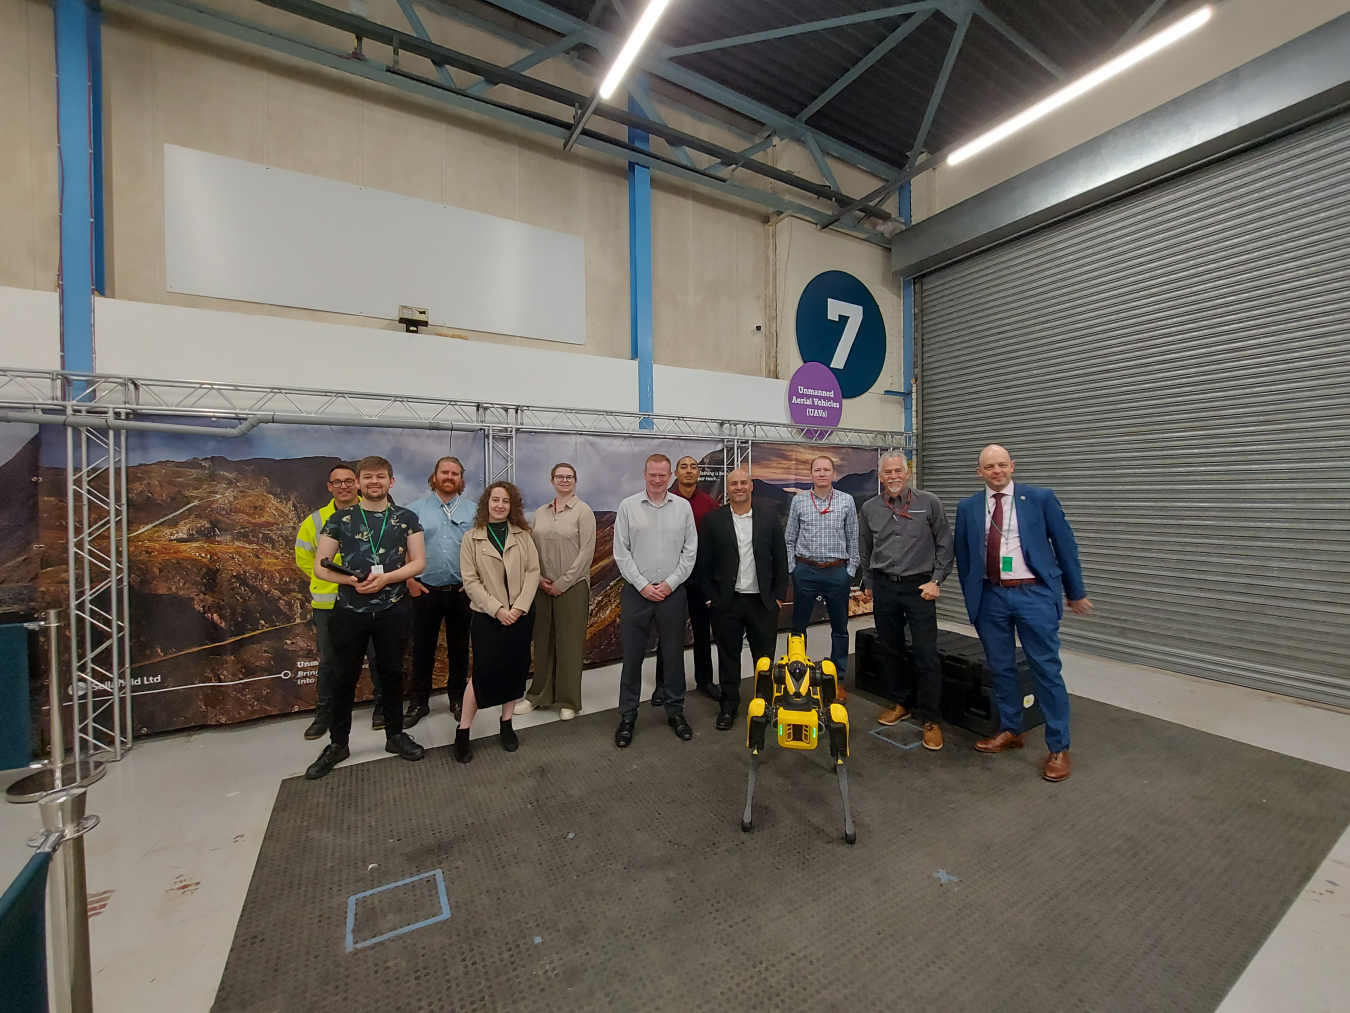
[785,488,860,577]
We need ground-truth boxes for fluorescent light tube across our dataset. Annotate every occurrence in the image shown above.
[599,0,674,99]
[947,5,1212,166]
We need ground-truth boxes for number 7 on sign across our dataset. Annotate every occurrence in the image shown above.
[826,299,864,369]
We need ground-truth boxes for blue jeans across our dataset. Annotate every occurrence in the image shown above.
[790,562,851,676]
[973,582,1071,752]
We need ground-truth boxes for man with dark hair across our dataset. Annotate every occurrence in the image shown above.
[612,453,698,747]
[653,455,720,705]
[404,455,474,727]
[307,456,428,779]
[294,462,383,739]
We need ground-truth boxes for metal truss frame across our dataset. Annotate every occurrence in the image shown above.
[64,419,133,763]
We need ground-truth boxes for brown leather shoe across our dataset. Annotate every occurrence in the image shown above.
[975,730,1025,753]
[877,704,909,726]
[1042,750,1072,782]
[834,682,848,703]
[922,722,943,751]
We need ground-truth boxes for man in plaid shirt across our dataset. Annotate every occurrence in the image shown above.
[785,455,860,700]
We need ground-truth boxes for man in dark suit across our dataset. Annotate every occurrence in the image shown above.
[695,468,789,731]
[954,444,1093,782]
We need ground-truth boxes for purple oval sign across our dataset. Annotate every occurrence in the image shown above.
[788,362,843,439]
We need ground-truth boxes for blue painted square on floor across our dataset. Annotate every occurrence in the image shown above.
[345,870,450,952]
[870,722,924,750]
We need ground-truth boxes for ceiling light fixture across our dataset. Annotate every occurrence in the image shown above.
[564,0,675,151]
[947,5,1213,166]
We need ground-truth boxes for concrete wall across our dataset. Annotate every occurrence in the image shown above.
[910,0,1350,221]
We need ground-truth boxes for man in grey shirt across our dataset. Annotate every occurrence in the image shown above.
[612,453,699,748]
[860,452,955,751]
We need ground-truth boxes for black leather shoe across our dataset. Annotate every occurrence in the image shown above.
[500,720,519,752]
[453,728,473,764]
[715,708,736,732]
[615,718,635,748]
[385,733,425,761]
[371,705,386,730]
[669,712,693,741]
[649,691,668,708]
[697,683,722,702]
[305,743,349,780]
[303,710,330,740]
[403,702,430,729]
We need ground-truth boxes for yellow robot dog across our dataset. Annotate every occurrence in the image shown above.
[742,634,855,844]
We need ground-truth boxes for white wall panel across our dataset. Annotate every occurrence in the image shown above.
[0,286,60,369]
[162,145,587,345]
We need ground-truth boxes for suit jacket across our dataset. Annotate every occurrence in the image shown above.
[695,503,789,611]
[954,484,1086,623]
[460,523,541,616]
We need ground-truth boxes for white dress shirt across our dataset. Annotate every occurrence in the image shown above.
[613,490,698,592]
[984,481,1036,580]
[731,508,759,594]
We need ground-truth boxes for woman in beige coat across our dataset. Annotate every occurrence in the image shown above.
[455,481,540,764]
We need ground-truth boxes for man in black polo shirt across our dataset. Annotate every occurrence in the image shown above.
[859,452,954,751]
[307,455,429,779]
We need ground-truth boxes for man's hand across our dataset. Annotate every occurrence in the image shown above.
[407,577,427,597]
[354,572,391,595]
[919,581,940,601]
[495,606,517,625]
[1067,597,1094,615]
[640,582,668,602]
[861,588,873,603]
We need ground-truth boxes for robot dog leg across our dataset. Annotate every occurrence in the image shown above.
[742,687,770,832]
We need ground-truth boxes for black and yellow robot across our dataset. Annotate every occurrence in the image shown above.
[742,634,856,844]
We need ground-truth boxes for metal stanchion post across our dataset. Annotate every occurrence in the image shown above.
[32,787,99,1013]
[6,611,106,803]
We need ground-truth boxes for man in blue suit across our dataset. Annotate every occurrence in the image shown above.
[954,445,1093,782]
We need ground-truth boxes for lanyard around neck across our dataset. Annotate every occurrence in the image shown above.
[487,525,509,555]
[359,505,390,557]
[810,490,834,514]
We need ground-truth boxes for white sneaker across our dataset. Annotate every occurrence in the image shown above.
[559,708,576,721]
[515,699,534,714]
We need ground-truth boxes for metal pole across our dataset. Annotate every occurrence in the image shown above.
[37,786,99,1013]
[47,610,64,780]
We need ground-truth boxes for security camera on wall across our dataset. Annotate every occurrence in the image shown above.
[398,306,429,333]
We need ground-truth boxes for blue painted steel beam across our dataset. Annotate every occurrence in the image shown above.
[467,30,585,94]
[54,0,95,372]
[88,2,106,296]
[663,3,942,58]
[628,93,654,425]
[706,132,773,174]
[898,181,914,439]
[906,10,969,167]
[969,1,1064,78]
[1116,0,1169,50]
[396,0,456,88]
[795,10,935,124]
[627,78,696,169]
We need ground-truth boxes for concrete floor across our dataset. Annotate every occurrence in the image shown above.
[2,618,1348,1013]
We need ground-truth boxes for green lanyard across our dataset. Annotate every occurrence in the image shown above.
[487,525,509,555]
[359,505,390,561]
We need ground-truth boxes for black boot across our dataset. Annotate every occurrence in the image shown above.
[305,742,349,780]
[385,732,425,761]
[500,719,519,753]
[454,727,473,764]
[371,704,386,730]
[303,708,330,740]
[403,700,430,729]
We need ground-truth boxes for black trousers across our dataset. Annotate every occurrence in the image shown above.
[327,598,411,746]
[654,582,714,691]
[409,583,471,707]
[872,574,942,722]
[619,583,688,720]
[312,608,381,715]
[710,593,779,710]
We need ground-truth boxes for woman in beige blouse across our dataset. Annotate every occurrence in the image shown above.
[517,462,596,720]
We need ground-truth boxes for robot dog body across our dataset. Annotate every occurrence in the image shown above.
[742,634,856,844]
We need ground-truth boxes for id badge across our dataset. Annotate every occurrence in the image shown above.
[1001,556,1013,573]
[369,564,385,576]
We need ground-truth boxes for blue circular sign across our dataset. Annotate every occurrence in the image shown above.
[795,271,886,398]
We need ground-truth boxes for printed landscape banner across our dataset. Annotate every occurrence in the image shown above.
[0,422,878,737]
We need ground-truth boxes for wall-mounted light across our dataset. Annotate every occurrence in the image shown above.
[947,6,1213,166]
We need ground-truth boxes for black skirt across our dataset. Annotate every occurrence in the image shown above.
[470,608,536,708]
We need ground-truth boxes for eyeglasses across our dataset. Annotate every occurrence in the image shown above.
[329,479,358,487]
[554,474,576,482]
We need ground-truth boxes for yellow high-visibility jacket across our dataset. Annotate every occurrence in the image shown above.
[295,499,341,610]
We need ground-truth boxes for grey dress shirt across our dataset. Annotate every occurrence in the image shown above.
[858,486,954,590]
[612,490,698,592]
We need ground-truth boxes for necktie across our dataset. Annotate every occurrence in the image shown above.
[986,493,1004,583]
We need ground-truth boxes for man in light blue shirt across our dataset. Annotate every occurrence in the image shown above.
[404,456,475,727]
[612,453,698,748]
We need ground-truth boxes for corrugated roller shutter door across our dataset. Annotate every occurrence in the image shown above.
[919,111,1350,709]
